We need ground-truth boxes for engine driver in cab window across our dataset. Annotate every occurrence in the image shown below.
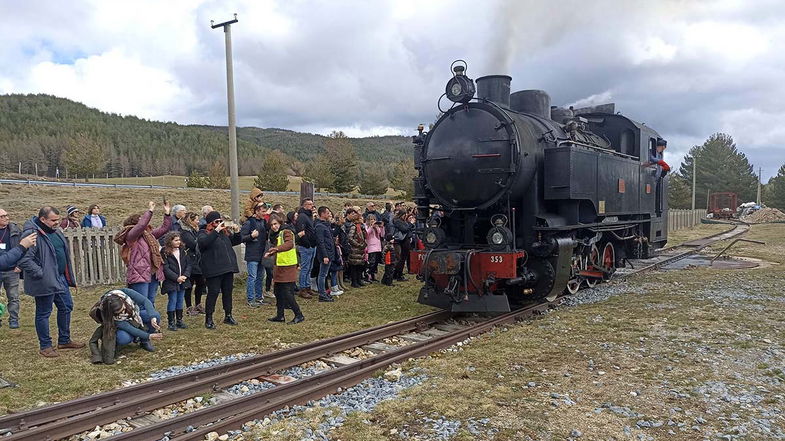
[644,139,670,178]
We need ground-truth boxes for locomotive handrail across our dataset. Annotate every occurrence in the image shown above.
[555,139,640,160]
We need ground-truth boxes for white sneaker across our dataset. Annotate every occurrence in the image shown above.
[330,285,344,296]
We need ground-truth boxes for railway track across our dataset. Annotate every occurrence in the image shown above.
[0,223,751,441]
[614,221,749,279]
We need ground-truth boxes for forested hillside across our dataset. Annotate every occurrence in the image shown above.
[0,94,410,178]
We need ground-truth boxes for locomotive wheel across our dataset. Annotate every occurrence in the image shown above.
[525,258,556,302]
[602,242,616,279]
[565,255,582,295]
[585,244,599,288]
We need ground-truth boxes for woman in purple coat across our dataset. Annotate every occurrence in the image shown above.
[114,201,172,307]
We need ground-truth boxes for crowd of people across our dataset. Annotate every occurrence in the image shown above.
[0,189,422,362]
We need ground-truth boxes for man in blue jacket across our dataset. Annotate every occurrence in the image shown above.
[0,208,37,328]
[314,206,336,302]
[19,206,84,357]
[240,202,268,307]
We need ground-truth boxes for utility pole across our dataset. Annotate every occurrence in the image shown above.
[211,13,240,221]
[756,166,762,205]
[691,157,696,211]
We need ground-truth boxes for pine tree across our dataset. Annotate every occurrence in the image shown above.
[388,158,416,199]
[677,133,758,208]
[206,162,229,189]
[358,167,388,195]
[253,150,289,191]
[667,173,692,209]
[63,133,107,182]
[766,164,785,210]
[303,155,335,191]
[185,171,208,188]
[325,131,358,193]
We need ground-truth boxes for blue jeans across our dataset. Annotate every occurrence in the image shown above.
[128,276,159,307]
[33,275,73,350]
[330,270,338,287]
[116,309,152,346]
[166,289,185,312]
[246,261,265,301]
[297,246,316,290]
[317,260,331,296]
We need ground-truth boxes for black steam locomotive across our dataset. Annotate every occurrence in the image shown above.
[409,62,668,312]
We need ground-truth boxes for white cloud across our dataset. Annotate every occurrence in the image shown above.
[21,49,195,121]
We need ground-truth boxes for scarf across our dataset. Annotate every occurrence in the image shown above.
[104,290,143,327]
[113,224,163,273]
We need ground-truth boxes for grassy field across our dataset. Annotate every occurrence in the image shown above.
[0,183,396,227]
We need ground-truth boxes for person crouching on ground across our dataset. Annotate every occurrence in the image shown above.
[114,201,173,306]
[198,211,242,329]
[264,214,304,324]
[89,288,163,363]
[161,232,192,331]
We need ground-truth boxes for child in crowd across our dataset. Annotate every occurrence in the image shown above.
[161,232,192,331]
[381,234,398,286]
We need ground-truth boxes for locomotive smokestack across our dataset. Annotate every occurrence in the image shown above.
[476,75,512,107]
[510,90,551,119]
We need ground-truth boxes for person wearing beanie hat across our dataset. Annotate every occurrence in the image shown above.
[59,206,81,229]
[197,211,242,329]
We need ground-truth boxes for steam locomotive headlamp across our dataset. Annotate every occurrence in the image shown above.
[422,227,446,249]
[445,60,475,104]
[487,214,513,251]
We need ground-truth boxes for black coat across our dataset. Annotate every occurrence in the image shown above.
[197,229,242,278]
[392,218,413,240]
[179,226,202,275]
[295,208,316,248]
[240,216,267,262]
[161,249,193,293]
[314,219,336,262]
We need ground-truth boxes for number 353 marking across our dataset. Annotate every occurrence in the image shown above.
[489,255,504,263]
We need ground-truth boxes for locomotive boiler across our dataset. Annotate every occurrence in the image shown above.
[409,61,669,312]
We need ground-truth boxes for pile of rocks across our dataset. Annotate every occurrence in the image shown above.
[742,207,785,223]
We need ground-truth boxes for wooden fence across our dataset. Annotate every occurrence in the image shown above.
[62,227,247,287]
[668,209,705,232]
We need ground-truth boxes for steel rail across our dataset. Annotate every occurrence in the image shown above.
[615,222,750,279]
[0,311,450,439]
[107,299,558,441]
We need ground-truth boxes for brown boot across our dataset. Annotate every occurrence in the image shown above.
[39,347,59,358]
[298,289,313,299]
[57,341,86,350]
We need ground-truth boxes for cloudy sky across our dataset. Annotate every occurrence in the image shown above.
[1,0,784,179]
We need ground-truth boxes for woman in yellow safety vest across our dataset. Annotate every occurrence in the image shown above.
[263,214,305,324]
